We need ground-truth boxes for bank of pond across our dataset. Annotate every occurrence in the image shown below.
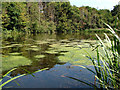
[2,28,120,34]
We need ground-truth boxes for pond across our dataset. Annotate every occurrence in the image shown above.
[1,32,107,88]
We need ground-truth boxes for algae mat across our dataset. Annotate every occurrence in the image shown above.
[58,48,96,65]
[47,40,98,66]
[2,55,32,71]
[34,55,45,59]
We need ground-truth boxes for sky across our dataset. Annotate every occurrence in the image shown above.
[69,0,120,10]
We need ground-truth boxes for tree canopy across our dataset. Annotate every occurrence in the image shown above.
[2,2,120,33]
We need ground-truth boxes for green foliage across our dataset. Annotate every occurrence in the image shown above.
[111,5,120,29]
[2,2,120,33]
[2,2,27,31]
[70,23,120,89]
[98,9,113,28]
[111,5,120,19]
[92,25,120,89]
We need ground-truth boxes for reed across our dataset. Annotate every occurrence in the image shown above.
[92,23,120,89]
[67,23,120,89]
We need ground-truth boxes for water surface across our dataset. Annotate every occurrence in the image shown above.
[2,32,106,88]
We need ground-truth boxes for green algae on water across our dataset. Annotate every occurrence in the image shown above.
[58,48,95,65]
[25,48,40,51]
[2,55,32,71]
[30,45,38,48]
[9,52,21,56]
[36,41,49,45]
[45,50,59,54]
[34,55,45,59]
[47,40,99,66]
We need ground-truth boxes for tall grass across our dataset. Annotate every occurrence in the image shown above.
[87,32,120,89]
[67,23,120,89]
[91,23,120,89]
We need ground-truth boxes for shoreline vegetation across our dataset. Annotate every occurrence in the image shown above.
[68,23,120,89]
[2,28,120,35]
[2,2,120,34]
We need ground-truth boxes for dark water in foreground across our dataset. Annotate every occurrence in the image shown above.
[2,32,106,88]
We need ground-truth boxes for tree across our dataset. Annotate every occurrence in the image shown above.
[111,5,120,29]
[2,2,118,33]
[2,2,28,31]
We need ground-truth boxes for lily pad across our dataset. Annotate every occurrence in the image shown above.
[60,44,72,47]
[81,40,97,43]
[59,40,70,43]
[34,55,45,59]
[30,45,38,48]
[36,41,49,45]
[58,48,95,65]
[78,43,90,48]
[2,55,32,71]
[25,48,40,51]
[2,44,23,48]
[31,48,40,51]
[9,52,21,56]
[46,40,98,66]
[45,50,59,54]
[73,40,80,42]
[46,39,56,42]
[23,44,32,46]
[11,44,23,47]
[49,43,61,48]
[3,45,14,48]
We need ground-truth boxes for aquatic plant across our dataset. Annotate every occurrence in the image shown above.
[68,23,120,89]
[2,55,32,71]
[46,40,98,65]
[58,47,95,65]
[91,23,120,89]
[34,55,45,59]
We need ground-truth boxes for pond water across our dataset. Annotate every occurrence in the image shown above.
[2,32,107,88]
